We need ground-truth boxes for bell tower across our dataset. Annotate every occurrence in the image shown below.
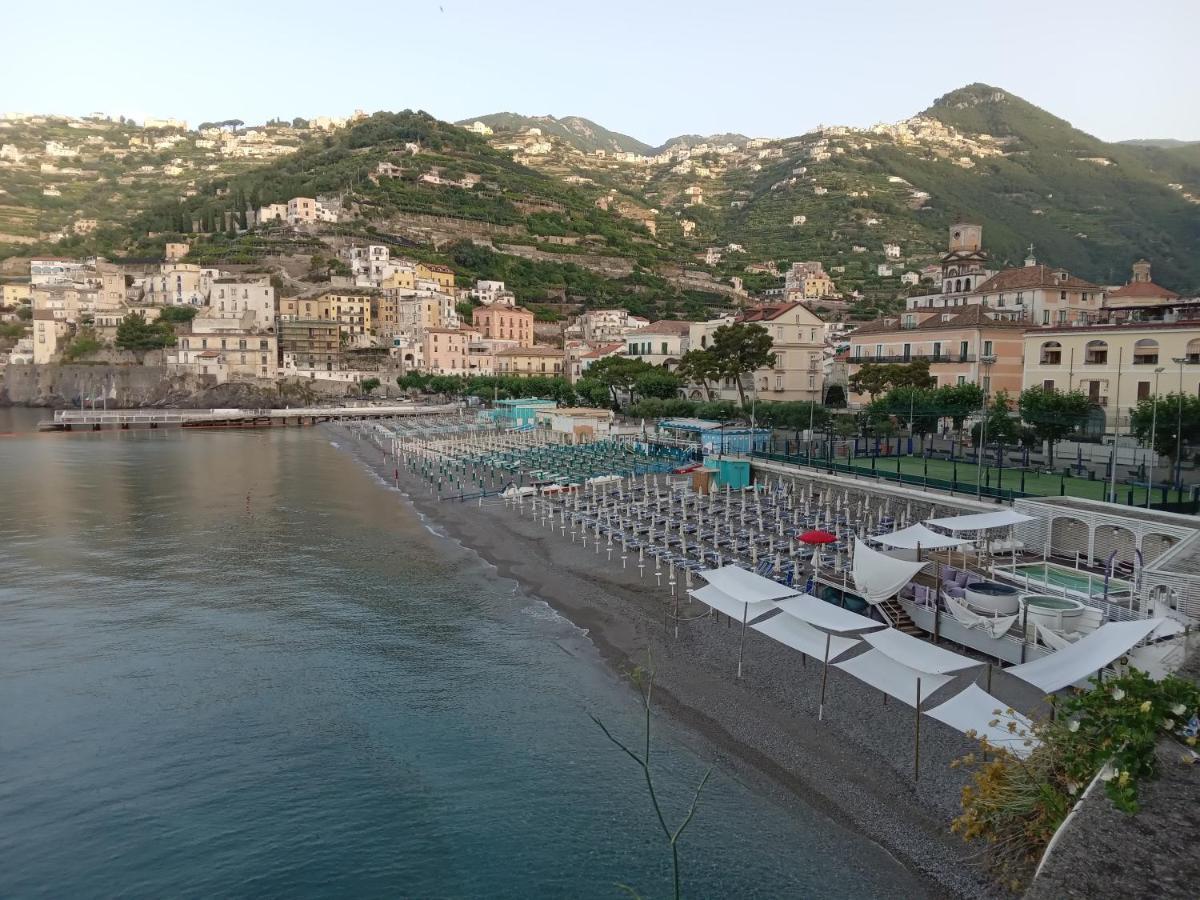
[948,223,982,253]
[1131,259,1152,283]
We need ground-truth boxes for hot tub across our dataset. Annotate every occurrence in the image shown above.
[964,580,1021,615]
[1022,595,1086,633]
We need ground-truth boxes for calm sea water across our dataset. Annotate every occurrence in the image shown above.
[0,410,921,898]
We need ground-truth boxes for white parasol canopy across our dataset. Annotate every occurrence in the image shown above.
[1005,618,1164,692]
[862,627,982,674]
[925,509,1034,533]
[874,523,971,551]
[852,538,928,603]
[697,565,798,604]
[774,594,886,634]
[924,684,1037,757]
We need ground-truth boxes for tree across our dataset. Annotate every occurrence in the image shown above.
[62,327,103,361]
[158,305,198,325]
[935,383,986,431]
[709,322,774,408]
[591,659,711,900]
[587,356,654,407]
[977,390,1020,448]
[1131,392,1200,478]
[115,312,174,352]
[575,377,612,409]
[361,377,381,396]
[1018,386,1093,465]
[675,348,721,401]
[850,360,936,400]
[634,368,683,400]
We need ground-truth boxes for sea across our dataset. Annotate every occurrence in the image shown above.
[0,408,922,898]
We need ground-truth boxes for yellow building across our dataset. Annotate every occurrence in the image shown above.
[495,345,564,376]
[415,263,455,291]
[1022,321,1200,425]
[279,291,374,342]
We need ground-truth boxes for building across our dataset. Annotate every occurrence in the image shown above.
[565,340,624,383]
[625,320,692,368]
[472,280,515,306]
[495,345,565,377]
[415,263,455,292]
[30,257,88,286]
[279,290,373,343]
[31,308,66,364]
[208,278,273,323]
[422,327,471,374]
[1103,260,1180,318]
[472,304,534,346]
[256,203,288,225]
[688,302,827,403]
[279,320,341,373]
[784,261,836,301]
[143,262,205,306]
[577,309,650,343]
[847,306,1029,402]
[287,197,318,224]
[171,318,277,381]
[534,406,615,443]
[1022,314,1200,425]
[164,242,189,261]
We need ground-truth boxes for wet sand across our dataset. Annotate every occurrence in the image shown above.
[335,426,1010,899]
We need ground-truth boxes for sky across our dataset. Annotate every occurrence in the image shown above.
[4,0,1197,145]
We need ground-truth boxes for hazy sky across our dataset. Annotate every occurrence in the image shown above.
[5,0,1196,144]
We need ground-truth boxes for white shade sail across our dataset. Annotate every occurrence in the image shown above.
[698,565,798,604]
[852,538,928,603]
[688,585,773,621]
[751,613,858,660]
[775,594,886,634]
[874,523,970,551]
[925,510,1034,532]
[863,627,982,675]
[1005,618,1164,693]
[834,648,951,707]
[925,684,1038,758]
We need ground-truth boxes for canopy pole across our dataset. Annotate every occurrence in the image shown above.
[914,677,923,783]
[737,601,749,678]
[818,632,832,721]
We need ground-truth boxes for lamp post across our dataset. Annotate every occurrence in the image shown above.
[976,354,997,498]
[1146,366,1165,509]
[1107,345,1124,504]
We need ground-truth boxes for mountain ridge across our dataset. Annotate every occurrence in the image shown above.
[454,112,653,155]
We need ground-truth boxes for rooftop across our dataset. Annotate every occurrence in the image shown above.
[974,264,1100,294]
[627,319,693,336]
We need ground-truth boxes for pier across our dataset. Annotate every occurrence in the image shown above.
[41,403,460,432]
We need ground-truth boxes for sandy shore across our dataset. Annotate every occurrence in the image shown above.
[333,425,1017,898]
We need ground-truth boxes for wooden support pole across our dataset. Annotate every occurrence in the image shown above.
[818,632,831,721]
[737,602,749,678]
[914,677,923,783]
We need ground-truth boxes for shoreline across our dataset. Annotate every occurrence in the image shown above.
[331,423,1001,899]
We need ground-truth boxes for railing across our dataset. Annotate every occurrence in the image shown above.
[849,353,976,365]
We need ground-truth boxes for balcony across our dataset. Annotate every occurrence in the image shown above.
[851,353,975,365]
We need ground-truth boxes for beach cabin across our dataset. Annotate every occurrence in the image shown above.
[534,406,614,443]
[490,398,558,429]
[657,418,770,456]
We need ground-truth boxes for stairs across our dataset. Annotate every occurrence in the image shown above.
[877,597,923,636]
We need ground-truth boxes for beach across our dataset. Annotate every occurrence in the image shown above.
[332,422,1033,899]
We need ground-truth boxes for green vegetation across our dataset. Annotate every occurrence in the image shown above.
[708,322,775,407]
[61,327,103,361]
[115,312,175,351]
[360,377,381,395]
[848,359,937,399]
[157,305,198,324]
[458,113,654,155]
[952,671,1200,890]
[1018,387,1093,465]
[1130,393,1200,476]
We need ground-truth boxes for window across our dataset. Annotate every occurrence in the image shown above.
[1040,341,1062,365]
[959,341,969,361]
[983,340,993,356]
[1084,340,1108,365]
[1058,310,1068,323]
[932,341,942,359]
[1042,311,1050,325]
[957,375,966,386]
[1133,339,1159,365]
[875,344,883,357]
[1060,290,1067,300]
[661,342,668,355]
[902,343,911,361]
[1138,381,1151,401]
[853,345,862,359]
[1043,379,1055,391]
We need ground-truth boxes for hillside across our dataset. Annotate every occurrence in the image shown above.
[455,113,653,155]
[655,133,753,152]
[0,114,317,255]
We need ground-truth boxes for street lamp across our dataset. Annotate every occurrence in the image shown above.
[976,354,997,498]
[1146,366,1165,509]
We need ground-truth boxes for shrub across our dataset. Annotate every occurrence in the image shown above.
[952,671,1200,889]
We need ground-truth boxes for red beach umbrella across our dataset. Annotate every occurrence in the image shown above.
[799,529,837,545]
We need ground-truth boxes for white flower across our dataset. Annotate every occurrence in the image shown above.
[1112,688,1126,702]
[1140,700,1153,713]
[1100,763,1117,782]
[1164,719,1175,730]
[1068,720,1080,733]
[1067,781,1080,796]
[1172,703,1187,716]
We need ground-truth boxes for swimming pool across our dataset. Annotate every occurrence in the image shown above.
[1011,562,1130,598]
